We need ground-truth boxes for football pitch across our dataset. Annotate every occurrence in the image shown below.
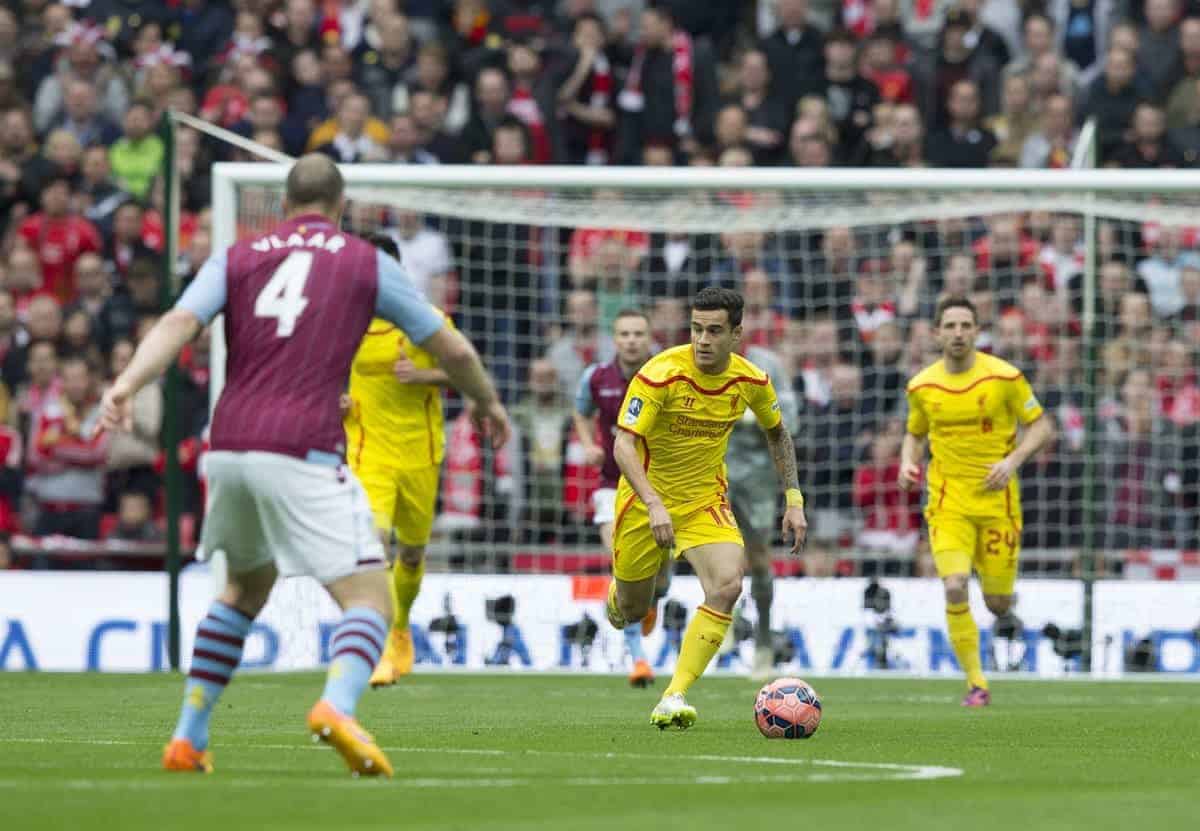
[1,673,1197,831]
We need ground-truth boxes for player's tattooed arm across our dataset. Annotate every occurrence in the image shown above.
[766,422,807,555]
[764,423,799,491]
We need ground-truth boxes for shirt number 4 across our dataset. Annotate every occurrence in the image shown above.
[255,251,312,337]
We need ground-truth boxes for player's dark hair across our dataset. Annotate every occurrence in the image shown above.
[934,295,978,326]
[285,153,345,211]
[363,231,400,260]
[613,308,650,326]
[692,287,744,328]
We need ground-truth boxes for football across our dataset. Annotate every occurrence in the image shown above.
[754,677,822,739]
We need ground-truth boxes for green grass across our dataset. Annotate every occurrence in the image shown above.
[1,673,1198,831]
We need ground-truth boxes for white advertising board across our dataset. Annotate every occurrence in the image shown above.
[1091,581,1200,675]
[0,570,1096,676]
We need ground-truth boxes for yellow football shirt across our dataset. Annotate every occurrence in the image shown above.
[344,313,452,470]
[906,351,1044,516]
[616,344,782,508]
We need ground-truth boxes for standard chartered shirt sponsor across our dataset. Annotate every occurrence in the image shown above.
[668,415,736,439]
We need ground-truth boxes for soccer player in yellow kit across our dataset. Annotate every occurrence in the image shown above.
[609,287,808,729]
[900,297,1054,706]
[344,233,453,686]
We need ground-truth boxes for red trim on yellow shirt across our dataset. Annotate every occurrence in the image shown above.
[907,373,1021,396]
[634,373,768,396]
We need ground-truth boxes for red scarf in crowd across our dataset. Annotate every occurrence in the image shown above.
[587,53,612,165]
[623,30,693,138]
[509,83,552,164]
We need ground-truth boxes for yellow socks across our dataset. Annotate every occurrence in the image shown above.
[390,560,424,630]
[946,601,988,690]
[665,605,732,697]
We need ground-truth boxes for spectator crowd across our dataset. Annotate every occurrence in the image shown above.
[0,0,1198,578]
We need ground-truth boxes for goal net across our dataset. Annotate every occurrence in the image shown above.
[208,162,1200,588]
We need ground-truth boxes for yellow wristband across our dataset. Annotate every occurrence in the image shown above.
[785,488,805,508]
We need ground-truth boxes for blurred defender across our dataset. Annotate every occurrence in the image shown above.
[344,232,456,687]
[573,308,666,687]
[101,155,510,776]
[900,297,1053,706]
[725,343,800,680]
[609,288,807,729]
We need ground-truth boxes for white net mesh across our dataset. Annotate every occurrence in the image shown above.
[214,163,1200,584]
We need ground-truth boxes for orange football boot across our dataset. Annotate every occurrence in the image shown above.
[628,658,655,688]
[307,700,393,777]
[162,738,213,773]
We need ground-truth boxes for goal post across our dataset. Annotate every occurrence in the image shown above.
[203,158,1200,668]
[157,110,183,670]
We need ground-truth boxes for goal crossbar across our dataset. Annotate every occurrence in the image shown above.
[213,162,1200,193]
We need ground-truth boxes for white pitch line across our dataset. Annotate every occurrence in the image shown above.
[0,736,963,785]
[510,748,962,780]
[0,771,950,791]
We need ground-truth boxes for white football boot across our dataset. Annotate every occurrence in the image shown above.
[650,693,698,730]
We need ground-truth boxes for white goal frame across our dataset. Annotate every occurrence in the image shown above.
[208,162,1200,670]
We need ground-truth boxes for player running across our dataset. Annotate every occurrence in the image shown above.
[725,343,800,681]
[573,308,666,688]
[101,155,510,776]
[899,297,1053,707]
[607,287,807,729]
[341,232,455,687]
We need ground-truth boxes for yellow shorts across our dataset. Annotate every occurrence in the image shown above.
[926,512,1021,596]
[353,461,440,547]
[611,489,744,582]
